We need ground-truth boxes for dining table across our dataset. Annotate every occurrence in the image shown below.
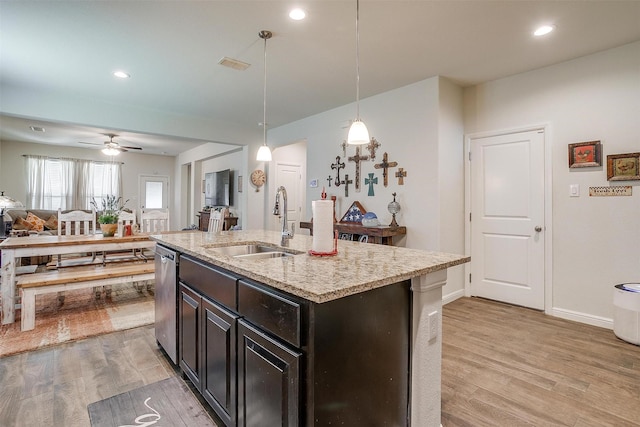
[0,233,156,324]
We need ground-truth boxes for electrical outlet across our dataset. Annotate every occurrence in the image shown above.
[428,311,438,341]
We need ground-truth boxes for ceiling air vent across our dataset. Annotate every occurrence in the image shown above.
[218,57,250,71]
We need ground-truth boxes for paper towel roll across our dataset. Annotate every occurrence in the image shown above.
[312,200,334,253]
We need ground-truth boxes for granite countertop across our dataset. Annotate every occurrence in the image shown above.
[151,230,470,303]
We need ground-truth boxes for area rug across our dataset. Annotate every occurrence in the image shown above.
[88,376,218,427]
[0,282,155,357]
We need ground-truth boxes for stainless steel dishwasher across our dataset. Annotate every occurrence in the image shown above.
[155,245,178,364]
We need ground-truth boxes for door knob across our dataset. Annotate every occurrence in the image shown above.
[534,226,542,232]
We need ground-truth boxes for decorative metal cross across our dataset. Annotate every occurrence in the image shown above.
[342,174,354,198]
[365,173,378,196]
[331,156,345,187]
[374,152,398,187]
[395,168,407,185]
[348,146,369,193]
[367,137,381,160]
[326,175,333,187]
[341,140,347,157]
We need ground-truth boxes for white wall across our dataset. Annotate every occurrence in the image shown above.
[464,41,640,322]
[0,140,174,216]
[270,76,467,297]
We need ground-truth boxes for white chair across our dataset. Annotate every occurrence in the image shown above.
[140,209,169,233]
[117,209,136,236]
[58,209,96,236]
[207,210,224,233]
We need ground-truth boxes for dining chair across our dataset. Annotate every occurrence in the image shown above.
[117,209,137,236]
[207,210,224,233]
[57,209,96,236]
[140,208,170,233]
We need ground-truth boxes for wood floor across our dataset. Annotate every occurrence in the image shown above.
[0,297,638,426]
[442,297,640,427]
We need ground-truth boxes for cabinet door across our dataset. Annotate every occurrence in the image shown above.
[179,284,201,390]
[203,298,239,427]
[238,319,301,427]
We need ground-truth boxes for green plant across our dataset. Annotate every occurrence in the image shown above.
[91,195,129,224]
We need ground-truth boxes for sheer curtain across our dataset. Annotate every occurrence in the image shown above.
[25,155,122,210]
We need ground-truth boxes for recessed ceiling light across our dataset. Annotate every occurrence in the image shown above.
[29,126,45,132]
[113,70,130,79]
[534,25,555,37]
[289,8,306,20]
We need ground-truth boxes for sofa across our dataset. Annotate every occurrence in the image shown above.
[3,208,95,236]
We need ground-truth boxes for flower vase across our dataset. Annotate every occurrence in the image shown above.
[100,223,118,237]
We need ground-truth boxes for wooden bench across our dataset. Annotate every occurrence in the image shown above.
[17,262,155,331]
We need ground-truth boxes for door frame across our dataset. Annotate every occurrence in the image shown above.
[464,123,553,314]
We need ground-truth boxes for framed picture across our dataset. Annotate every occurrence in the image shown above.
[568,141,601,168]
[237,175,243,193]
[607,152,640,181]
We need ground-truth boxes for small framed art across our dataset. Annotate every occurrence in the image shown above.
[607,152,640,181]
[238,175,243,193]
[568,141,601,168]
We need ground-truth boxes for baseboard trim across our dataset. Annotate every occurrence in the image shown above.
[442,289,465,306]
[551,307,613,330]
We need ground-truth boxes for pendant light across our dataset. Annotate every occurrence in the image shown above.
[256,30,273,162]
[347,0,370,145]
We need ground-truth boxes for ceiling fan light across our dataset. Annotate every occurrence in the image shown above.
[102,147,120,156]
[347,119,369,145]
[257,145,272,162]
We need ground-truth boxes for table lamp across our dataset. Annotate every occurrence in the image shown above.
[0,191,24,237]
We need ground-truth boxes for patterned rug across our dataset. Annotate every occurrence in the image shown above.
[0,282,155,357]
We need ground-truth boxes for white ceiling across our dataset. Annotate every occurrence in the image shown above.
[1,1,639,155]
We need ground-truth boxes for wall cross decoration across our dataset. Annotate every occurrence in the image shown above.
[326,175,332,187]
[348,146,369,193]
[374,152,398,187]
[342,174,354,198]
[331,156,345,187]
[341,140,347,157]
[395,168,407,185]
[365,173,378,196]
[367,137,381,160]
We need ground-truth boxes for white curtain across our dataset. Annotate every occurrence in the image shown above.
[25,155,122,210]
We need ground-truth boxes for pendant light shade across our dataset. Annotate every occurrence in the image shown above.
[347,119,369,145]
[102,147,120,156]
[256,144,272,162]
[257,30,273,162]
[347,0,369,145]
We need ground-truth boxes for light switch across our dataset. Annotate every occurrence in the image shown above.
[570,184,580,197]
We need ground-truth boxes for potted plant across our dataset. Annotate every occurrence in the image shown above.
[91,195,129,237]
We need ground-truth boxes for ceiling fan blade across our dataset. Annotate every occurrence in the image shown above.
[120,145,142,150]
[78,141,102,146]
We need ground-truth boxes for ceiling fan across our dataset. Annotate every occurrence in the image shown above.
[78,133,142,153]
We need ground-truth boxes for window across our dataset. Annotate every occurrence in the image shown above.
[26,156,122,210]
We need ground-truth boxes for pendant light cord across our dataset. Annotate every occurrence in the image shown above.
[355,0,361,120]
[263,33,268,146]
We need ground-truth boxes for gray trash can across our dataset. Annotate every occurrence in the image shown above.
[613,283,640,345]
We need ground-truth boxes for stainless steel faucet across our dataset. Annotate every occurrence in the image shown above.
[273,186,294,246]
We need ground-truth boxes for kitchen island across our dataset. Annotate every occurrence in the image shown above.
[151,230,469,427]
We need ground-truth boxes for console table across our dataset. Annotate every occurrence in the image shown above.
[197,211,238,231]
[299,221,406,246]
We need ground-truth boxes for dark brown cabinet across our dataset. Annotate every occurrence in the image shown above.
[177,253,411,427]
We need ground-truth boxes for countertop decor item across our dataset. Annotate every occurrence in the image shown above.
[362,211,379,227]
[388,192,401,227]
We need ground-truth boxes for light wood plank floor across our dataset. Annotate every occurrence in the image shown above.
[0,325,179,427]
[442,297,640,427]
[1,298,638,426]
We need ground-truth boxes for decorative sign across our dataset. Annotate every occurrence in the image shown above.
[589,186,632,197]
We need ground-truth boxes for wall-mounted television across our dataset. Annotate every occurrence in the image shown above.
[205,169,233,207]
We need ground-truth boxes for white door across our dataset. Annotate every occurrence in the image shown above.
[272,163,302,232]
[139,175,169,210]
[470,130,545,309]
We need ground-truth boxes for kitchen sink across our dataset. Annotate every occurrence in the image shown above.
[210,243,302,259]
